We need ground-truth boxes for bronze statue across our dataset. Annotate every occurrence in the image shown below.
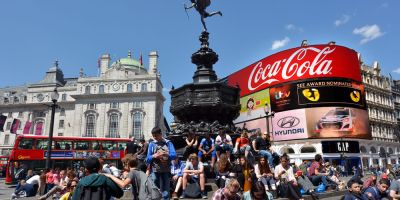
[185,0,222,31]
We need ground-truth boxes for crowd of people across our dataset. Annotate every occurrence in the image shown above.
[9,126,400,200]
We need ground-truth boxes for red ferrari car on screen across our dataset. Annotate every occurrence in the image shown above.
[315,108,354,132]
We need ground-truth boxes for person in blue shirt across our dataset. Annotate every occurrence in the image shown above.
[171,157,185,199]
[146,127,177,200]
[362,179,390,200]
[198,132,216,169]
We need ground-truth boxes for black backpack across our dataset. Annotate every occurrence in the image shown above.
[79,185,108,200]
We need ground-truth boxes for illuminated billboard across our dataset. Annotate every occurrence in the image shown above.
[228,44,371,141]
[234,89,270,124]
[228,45,361,97]
[270,79,366,112]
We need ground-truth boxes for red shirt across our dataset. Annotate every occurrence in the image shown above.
[308,161,320,177]
[46,171,54,184]
[235,137,249,148]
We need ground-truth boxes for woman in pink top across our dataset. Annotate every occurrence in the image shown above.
[45,169,55,193]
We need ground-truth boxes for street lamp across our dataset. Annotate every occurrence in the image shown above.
[45,88,59,169]
[264,103,275,142]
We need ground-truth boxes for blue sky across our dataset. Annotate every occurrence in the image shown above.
[1,0,399,123]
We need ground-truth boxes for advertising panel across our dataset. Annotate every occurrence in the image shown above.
[270,79,366,112]
[272,109,309,141]
[306,107,371,139]
[234,88,270,124]
[321,141,360,153]
[227,45,361,97]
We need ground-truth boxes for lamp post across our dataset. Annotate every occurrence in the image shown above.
[264,103,275,143]
[45,88,59,170]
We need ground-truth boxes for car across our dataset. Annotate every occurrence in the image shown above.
[315,108,354,133]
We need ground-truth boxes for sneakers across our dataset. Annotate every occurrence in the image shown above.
[179,192,187,199]
[201,191,207,199]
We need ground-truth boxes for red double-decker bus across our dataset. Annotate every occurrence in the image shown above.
[5,135,130,184]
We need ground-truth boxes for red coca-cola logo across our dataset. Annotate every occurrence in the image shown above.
[228,45,361,97]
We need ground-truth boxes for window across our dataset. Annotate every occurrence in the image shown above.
[59,120,64,128]
[103,141,117,150]
[75,141,89,150]
[36,111,46,117]
[62,94,67,101]
[4,135,10,145]
[85,86,91,94]
[88,103,96,110]
[99,85,105,94]
[8,112,12,117]
[6,122,12,130]
[36,139,48,150]
[14,97,19,104]
[133,112,142,139]
[58,133,63,136]
[4,98,9,104]
[34,122,44,135]
[110,102,119,109]
[85,115,96,137]
[127,84,133,92]
[108,114,119,138]
[133,101,143,108]
[18,122,22,130]
[18,139,33,149]
[18,112,23,118]
[54,140,72,150]
[60,108,66,116]
[141,83,147,92]
[24,96,27,102]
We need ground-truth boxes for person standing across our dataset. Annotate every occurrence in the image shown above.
[71,157,123,200]
[146,127,177,200]
[126,137,140,155]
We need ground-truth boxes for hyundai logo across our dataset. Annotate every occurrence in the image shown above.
[277,116,300,128]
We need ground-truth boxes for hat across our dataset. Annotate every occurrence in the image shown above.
[84,157,101,173]
[296,170,303,176]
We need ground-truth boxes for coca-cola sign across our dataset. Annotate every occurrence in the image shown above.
[228,45,361,97]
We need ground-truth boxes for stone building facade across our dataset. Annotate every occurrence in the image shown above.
[0,51,166,156]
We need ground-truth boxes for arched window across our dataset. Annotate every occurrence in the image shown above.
[34,121,44,135]
[281,146,295,154]
[108,114,119,138]
[141,83,147,92]
[127,84,133,92]
[133,112,143,139]
[370,147,377,153]
[300,146,316,153]
[360,146,367,153]
[85,86,91,94]
[99,85,105,94]
[85,115,96,137]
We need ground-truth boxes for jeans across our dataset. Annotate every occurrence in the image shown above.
[311,175,329,186]
[154,172,171,200]
[260,176,276,189]
[259,150,273,166]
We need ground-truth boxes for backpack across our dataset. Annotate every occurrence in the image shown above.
[79,185,108,200]
[185,182,201,198]
[132,170,162,200]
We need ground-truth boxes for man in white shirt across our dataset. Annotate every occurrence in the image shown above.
[109,163,120,177]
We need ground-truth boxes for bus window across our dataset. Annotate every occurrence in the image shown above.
[75,141,89,150]
[103,141,117,150]
[36,140,48,150]
[93,142,103,150]
[53,141,72,150]
[118,142,126,150]
[17,139,34,149]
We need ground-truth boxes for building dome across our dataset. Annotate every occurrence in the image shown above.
[111,51,144,70]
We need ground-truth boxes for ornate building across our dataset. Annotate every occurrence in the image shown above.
[360,61,398,167]
[0,51,166,156]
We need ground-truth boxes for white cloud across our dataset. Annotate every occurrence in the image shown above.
[271,37,290,50]
[285,24,303,32]
[353,24,384,44]
[334,15,350,26]
[393,68,400,74]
